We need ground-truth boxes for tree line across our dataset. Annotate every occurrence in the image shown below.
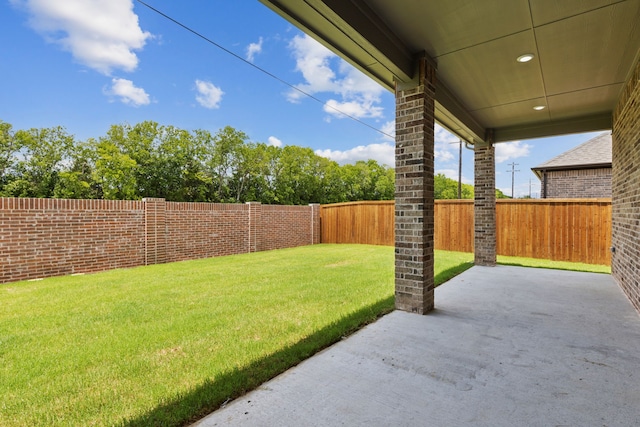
[0,119,500,204]
[0,120,396,204]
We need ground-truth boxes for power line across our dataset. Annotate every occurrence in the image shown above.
[135,0,394,139]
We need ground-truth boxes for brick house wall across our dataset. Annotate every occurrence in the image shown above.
[0,198,319,284]
[612,55,640,314]
[543,168,612,198]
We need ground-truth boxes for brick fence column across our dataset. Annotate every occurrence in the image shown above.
[395,56,436,314]
[247,202,261,253]
[143,198,167,265]
[474,134,497,266]
[309,203,321,244]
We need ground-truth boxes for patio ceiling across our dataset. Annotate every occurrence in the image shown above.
[258,0,640,144]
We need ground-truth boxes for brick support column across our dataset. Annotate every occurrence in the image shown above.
[394,56,436,314]
[143,198,167,265]
[474,135,497,266]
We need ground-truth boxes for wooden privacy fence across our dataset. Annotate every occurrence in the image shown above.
[320,199,612,265]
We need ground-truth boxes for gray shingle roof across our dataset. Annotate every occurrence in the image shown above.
[532,132,612,172]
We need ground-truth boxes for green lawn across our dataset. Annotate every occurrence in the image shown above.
[1,244,472,427]
[1,245,607,426]
[497,254,610,274]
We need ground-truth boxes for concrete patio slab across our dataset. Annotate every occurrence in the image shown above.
[192,266,640,427]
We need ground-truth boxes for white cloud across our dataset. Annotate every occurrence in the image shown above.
[380,120,395,141]
[246,37,263,62]
[195,79,224,109]
[267,136,283,147]
[435,143,455,163]
[288,34,385,119]
[315,142,394,167]
[434,124,462,163]
[323,99,383,119]
[106,78,150,106]
[495,141,531,163]
[13,0,151,75]
[287,34,337,102]
[315,123,468,168]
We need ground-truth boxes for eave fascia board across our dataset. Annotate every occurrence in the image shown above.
[493,113,613,143]
[259,0,413,89]
[435,83,486,145]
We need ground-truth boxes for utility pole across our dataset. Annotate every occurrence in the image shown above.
[507,162,520,198]
[458,139,462,199]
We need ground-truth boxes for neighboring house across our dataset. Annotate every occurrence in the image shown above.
[532,132,612,199]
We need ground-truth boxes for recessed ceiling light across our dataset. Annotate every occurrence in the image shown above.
[517,54,534,63]
[533,105,546,111]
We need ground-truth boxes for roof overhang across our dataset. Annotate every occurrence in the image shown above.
[531,162,613,180]
[259,0,640,144]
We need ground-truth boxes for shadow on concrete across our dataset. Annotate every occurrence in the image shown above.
[434,261,474,285]
[192,266,640,427]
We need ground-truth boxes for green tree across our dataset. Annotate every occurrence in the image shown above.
[92,139,138,200]
[228,141,266,203]
[0,120,20,193]
[121,121,160,198]
[205,126,249,202]
[4,126,75,198]
[339,160,395,201]
[247,143,280,204]
[0,119,409,204]
[434,173,474,199]
[273,145,328,205]
[155,125,208,202]
[53,139,98,199]
[315,157,346,204]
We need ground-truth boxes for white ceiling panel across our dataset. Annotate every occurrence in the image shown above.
[535,1,640,95]
[437,30,544,110]
[261,0,640,142]
[530,0,619,26]
[368,0,532,57]
[472,98,550,128]
[547,84,624,119]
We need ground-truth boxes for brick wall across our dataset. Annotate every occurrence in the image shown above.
[0,198,145,283]
[611,55,640,314]
[543,168,612,198]
[165,202,249,262]
[0,198,318,284]
[259,204,317,251]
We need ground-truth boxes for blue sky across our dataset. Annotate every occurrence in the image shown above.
[0,0,602,198]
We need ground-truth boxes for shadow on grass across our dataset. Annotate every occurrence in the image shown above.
[434,262,474,287]
[119,296,395,427]
[120,261,473,427]
[496,259,611,274]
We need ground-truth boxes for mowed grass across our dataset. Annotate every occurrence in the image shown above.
[497,254,610,274]
[0,245,472,427]
[1,245,607,427]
